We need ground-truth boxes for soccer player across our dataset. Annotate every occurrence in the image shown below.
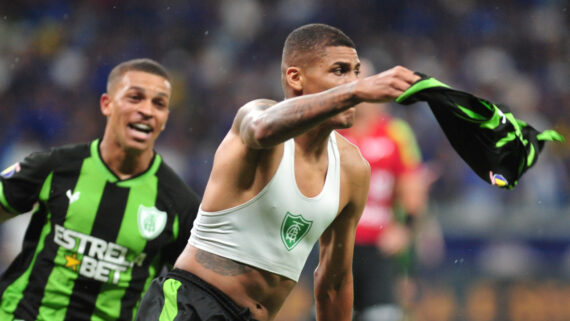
[338,58,434,321]
[136,23,419,321]
[0,58,201,320]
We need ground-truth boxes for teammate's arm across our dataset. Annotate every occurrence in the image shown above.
[314,146,370,321]
[1,175,21,224]
[0,151,56,224]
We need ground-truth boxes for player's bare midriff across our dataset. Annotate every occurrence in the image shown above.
[174,244,297,321]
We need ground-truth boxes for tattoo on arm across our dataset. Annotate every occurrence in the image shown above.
[267,85,353,136]
[195,249,252,276]
[238,85,355,148]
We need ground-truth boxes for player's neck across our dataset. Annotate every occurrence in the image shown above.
[99,140,154,180]
[294,129,331,159]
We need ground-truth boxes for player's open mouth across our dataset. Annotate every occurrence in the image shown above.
[129,123,153,134]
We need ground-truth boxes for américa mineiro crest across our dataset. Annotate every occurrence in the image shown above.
[280,211,313,251]
[137,205,167,240]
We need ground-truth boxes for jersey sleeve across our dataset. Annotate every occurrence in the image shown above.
[0,150,57,214]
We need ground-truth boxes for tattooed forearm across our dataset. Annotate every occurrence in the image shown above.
[278,85,353,124]
[195,249,252,276]
[264,85,356,139]
[239,83,357,148]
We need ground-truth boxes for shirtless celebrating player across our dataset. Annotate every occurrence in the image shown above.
[136,23,419,321]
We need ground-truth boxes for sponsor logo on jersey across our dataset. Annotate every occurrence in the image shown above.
[54,224,146,284]
[281,212,312,251]
[489,171,508,187]
[137,205,167,240]
[0,162,21,178]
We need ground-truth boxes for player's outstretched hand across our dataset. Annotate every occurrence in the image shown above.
[355,65,420,103]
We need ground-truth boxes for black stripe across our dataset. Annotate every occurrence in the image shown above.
[117,260,155,321]
[118,165,174,320]
[12,155,84,320]
[0,203,48,319]
[118,224,172,321]
[64,182,129,321]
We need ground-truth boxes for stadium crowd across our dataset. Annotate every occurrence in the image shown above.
[0,1,568,320]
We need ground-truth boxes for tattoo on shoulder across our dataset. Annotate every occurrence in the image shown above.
[195,249,252,276]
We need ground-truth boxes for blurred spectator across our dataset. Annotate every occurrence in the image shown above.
[1,1,567,209]
[338,58,439,321]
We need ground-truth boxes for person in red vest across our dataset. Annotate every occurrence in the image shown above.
[338,58,436,321]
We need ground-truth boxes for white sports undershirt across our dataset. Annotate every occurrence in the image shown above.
[189,132,341,281]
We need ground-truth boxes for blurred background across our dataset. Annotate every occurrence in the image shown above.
[0,0,568,320]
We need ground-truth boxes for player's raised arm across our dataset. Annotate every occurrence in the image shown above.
[234,86,356,150]
[235,66,418,150]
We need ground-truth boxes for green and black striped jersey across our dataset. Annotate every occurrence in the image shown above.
[0,139,200,321]
[396,73,564,189]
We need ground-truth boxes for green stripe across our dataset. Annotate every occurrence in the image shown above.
[39,152,108,319]
[456,104,487,122]
[505,113,523,134]
[64,157,107,234]
[136,255,162,318]
[117,154,162,188]
[479,100,495,111]
[495,132,517,148]
[159,279,182,321]
[1,174,54,316]
[479,105,503,130]
[487,112,525,146]
[537,130,565,142]
[172,214,180,240]
[516,118,528,127]
[91,139,119,183]
[454,112,481,123]
[495,132,517,147]
[526,143,536,167]
[395,77,450,103]
[0,181,18,214]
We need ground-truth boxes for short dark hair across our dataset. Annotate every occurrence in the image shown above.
[282,23,356,67]
[106,58,170,93]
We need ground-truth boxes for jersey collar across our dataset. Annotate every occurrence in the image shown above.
[90,139,162,183]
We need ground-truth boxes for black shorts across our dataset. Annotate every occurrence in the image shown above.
[352,244,398,311]
[135,269,256,321]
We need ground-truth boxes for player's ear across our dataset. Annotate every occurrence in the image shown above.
[286,67,303,92]
[100,93,112,116]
